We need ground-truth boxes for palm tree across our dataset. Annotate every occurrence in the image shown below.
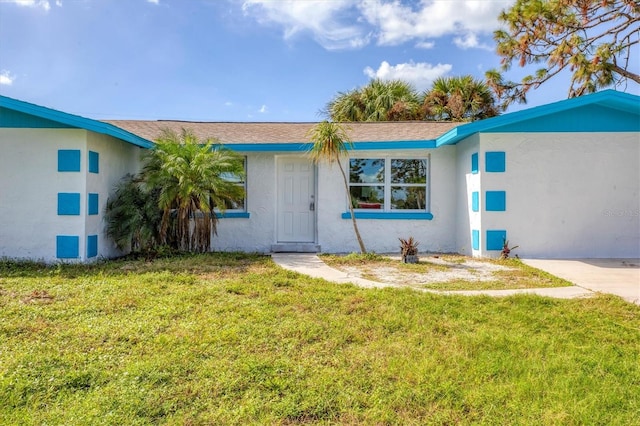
[143,128,245,253]
[326,79,421,122]
[422,76,500,121]
[105,174,162,253]
[307,121,366,254]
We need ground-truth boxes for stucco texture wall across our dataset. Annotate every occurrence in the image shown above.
[0,129,86,261]
[211,153,278,253]
[86,132,142,259]
[0,129,142,262]
[317,148,458,254]
[454,135,481,256]
[480,132,639,258]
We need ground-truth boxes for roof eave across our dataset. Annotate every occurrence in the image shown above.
[0,95,155,149]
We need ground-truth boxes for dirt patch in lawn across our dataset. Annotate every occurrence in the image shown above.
[320,254,573,291]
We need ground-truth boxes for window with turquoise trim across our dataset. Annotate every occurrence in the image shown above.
[218,156,246,213]
[349,158,429,212]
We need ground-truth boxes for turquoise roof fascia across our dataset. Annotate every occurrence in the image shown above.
[225,139,437,152]
[435,90,640,147]
[0,95,154,149]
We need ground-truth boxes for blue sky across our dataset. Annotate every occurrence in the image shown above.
[0,0,636,122]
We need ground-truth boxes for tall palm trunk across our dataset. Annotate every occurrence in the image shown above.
[336,155,366,254]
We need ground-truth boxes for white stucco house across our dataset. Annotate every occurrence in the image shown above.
[1,90,638,262]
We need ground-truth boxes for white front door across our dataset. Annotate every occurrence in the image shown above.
[277,157,315,243]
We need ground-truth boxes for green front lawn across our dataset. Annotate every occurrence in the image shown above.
[1,254,639,425]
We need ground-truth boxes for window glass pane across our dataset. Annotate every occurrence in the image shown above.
[391,159,427,184]
[391,186,427,210]
[219,157,246,211]
[350,186,384,209]
[222,196,245,210]
[220,171,244,184]
[350,159,385,183]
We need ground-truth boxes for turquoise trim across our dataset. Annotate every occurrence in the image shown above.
[471,153,478,174]
[485,152,505,172]
[472,230,480,250]
[0,107,73,128]
[215,211,250,218]
[471,191,479,212]
[88,193,99,215]
[56,235,79,259]
[486,230,506,251]
[0,96,154,149]
[436,90,640,147]
[58,149,81,172]
[58,193,81,215]
[87,235,98,258]
[88,151,99,174]
[341,211,433,220]
[225,140,436,152]
[486,191,506,211]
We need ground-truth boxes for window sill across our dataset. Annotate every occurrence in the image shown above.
[341,212,433,220]
[215,212,250,219]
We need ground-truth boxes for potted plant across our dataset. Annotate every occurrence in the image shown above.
[500,239,519,259]
[399,237,420,264]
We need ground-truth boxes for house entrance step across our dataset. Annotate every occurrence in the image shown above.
[271,243,321,253]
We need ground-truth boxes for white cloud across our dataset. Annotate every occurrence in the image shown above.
[0,70,15,86]
[259,104,268,114]
[242,0,513,50]
[453,33,493,51]
[414,40,435,49]
[8,0,51,11]
[242,0,369,50]
[363,61,452,91]
[359,0,511,45]
[147,0,159,4]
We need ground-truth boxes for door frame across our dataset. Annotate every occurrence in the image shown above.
[274,155,318,244]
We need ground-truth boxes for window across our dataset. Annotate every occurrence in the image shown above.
[219,157,246,212]
[349,158,429,212]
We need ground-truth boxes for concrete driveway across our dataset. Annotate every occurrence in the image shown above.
[522,259,640,305]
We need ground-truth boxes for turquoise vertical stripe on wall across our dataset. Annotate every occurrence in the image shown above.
[471,191,479,212]
[87,235,98,258]
[486,230,507,251]
[89,151,99,174]
[56,235,79,258]
[485,152,505,172]
[57,193,81,215]
[471,153,478,174]
[88,193,99,215]
[486,191,506,211]
[472,230,480,250]
[58,150,81,172]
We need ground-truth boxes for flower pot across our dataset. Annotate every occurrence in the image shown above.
[402,254,419,264]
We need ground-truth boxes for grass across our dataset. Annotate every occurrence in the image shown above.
[1,253,639,424]
[321,253,573,290]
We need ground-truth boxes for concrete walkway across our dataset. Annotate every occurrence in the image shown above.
[270,254,632,301]
[522,258,640,305]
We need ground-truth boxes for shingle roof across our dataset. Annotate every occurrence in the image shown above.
[103,120,459,144]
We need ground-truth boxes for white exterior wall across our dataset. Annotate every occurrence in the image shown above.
[0,129,141,262]
[86,132,142,259]
[211,148,459,254]
[317,148,458,254]
[212,153,278,253]
[454,135,481,256]
[0,128,87,261]
[480,132,639,258]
